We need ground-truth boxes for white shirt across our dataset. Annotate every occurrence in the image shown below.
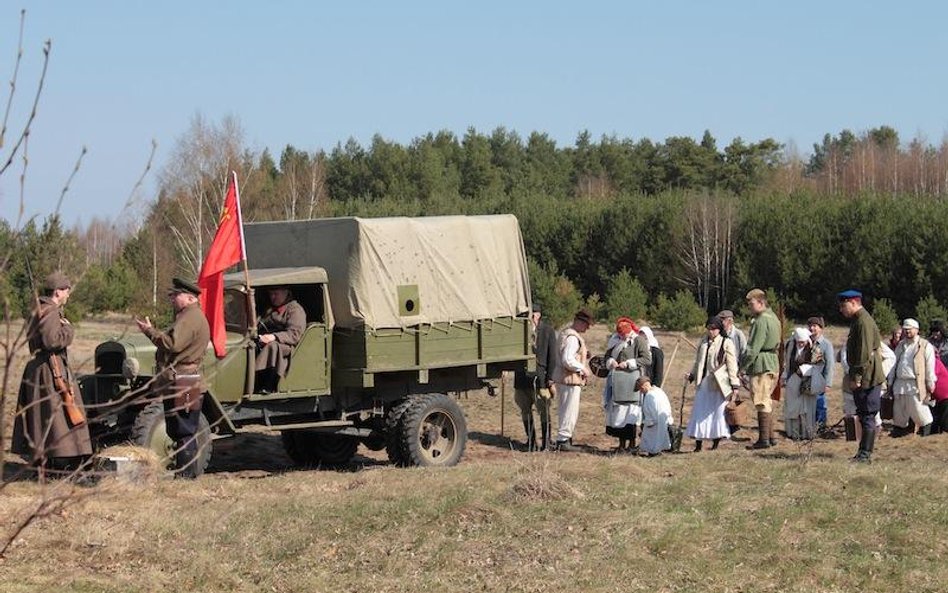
[562,334,585,373]
[892,337,936,394]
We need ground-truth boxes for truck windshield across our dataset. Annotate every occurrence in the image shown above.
[224,288,249,333]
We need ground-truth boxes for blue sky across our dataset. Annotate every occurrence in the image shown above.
[1,1,947,226]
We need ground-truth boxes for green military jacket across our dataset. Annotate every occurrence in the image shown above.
[846,307,885,389]
[739,307,780,375]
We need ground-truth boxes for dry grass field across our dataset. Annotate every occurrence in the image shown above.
[2,318,947,592]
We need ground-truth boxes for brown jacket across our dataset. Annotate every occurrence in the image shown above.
[144,302,211,371]
[12,297,92,461]
[255,300,307,377]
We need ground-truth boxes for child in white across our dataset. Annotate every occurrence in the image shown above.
[637,377,673,455]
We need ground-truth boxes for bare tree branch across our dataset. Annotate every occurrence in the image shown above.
[0,9,26,150]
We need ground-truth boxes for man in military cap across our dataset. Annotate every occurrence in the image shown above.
[512,302,558,451]
[739,289,781,449]
[838,289,886,463]
[254,286,307,393]
[13,271,93,474]
[136,277,211,478]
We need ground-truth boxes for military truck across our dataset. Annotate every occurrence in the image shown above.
[80,215,534,476]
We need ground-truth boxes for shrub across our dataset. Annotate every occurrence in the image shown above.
[914,294,947,334]
[871,298,899,338]
[650,290,708,331]
[528,258,582,328]
[604,268,648,323]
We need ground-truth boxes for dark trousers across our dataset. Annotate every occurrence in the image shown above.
[932,400,948,434]
[163,397,203,478]
[853,383,883,432]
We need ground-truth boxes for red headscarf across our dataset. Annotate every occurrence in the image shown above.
[616,316,639,336]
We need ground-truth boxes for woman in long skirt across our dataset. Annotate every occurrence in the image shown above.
[782,327,825,440]
[685,316,739,451]
[603,316,652,451]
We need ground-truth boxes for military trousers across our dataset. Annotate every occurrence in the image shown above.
[852,383,883,432]
[514,386,551,425]
[163,395,204,479]
[749,372,777,413]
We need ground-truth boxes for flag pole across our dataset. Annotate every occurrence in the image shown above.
[232,171,258,338]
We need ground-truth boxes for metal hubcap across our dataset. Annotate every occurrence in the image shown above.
[418,410,457,462]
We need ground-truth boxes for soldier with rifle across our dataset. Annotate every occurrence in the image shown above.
[12,271,93,474]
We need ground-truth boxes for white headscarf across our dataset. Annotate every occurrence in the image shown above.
[792,327,811,343]
[640,326,659,349]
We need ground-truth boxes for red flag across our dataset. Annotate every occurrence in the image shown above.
[198,172,246,357]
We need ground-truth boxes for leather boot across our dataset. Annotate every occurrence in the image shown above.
[711,438,721,450]
[768,413,777,446]
[851,428,875,463]
[844,417,856,441]
[751,411,771,449]
[919,423,933,437]
[522,418,536,452]
[855,429,877,463]
[693,440,703,452]
[628,426,638,451]
[864,428,876,454]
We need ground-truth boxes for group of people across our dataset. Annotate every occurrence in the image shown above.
[513,288,947,464]
[513,303,672,456]
[15,268,946,478]
[12,272,306,479]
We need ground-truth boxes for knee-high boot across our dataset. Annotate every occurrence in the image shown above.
[751,410,771,449]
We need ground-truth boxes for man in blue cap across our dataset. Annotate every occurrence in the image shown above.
[838,290,885,463]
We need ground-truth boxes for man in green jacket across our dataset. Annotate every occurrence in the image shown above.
[739,288,781,449]
[838,289,885,463]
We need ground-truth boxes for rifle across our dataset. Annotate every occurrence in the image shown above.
[670,382,687,452]
[24,259,86,426]
[771,304,786,402]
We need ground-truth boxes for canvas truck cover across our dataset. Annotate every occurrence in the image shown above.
[243,215,531,329]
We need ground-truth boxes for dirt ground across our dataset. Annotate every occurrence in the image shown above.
[1,316,872,478]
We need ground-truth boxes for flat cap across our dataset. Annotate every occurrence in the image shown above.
[44,271,71,291]
[745,288,766,301]
[169,277,201,296]
[574,308,594,325]
[902,318,920,330]
[806,316,825,328]
[718,309,735,319]
[531,301,542,313]
[837,289,862,301]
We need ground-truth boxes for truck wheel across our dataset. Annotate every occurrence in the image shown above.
[281,431,359,467]
[399,394,467,467]
[130,402,212,477]
[385,399,413,465]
